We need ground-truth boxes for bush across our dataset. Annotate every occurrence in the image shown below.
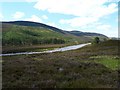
[93,37,100,44]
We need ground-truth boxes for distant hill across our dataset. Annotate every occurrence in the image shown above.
[2,21,108,46]
[2,21,108,38]
[68,31,108,39]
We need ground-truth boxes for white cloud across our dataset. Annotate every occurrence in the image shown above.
[34,0,117,17]
[81,23,117,37]
[91,3,117,18]
[34,0,118,30]
[59,17,98,27]
[101,27,118,37]
[25,15,42,22]
[13,12,25,19]
[96,24,111,31]
[42,15,48,19]
[33,0,118,37]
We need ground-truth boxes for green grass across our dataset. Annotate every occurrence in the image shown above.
[90,56,119,70]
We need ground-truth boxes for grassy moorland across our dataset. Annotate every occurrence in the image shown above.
[2,40,119,88]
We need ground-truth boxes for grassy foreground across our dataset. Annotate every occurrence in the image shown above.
[2,40,119,88]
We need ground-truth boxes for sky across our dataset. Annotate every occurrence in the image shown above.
[0,0,119,37]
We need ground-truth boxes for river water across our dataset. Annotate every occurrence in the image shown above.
[0,43,91,56]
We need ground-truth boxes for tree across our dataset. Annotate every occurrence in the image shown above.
[93,37,100,44]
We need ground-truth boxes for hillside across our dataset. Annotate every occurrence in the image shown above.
[2,21,108,46]
[2,21,66,34]
[69,31,108,40]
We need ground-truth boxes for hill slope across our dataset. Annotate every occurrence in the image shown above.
[3,21,65,34]
[69,31,108,40]
[2,21,108,46]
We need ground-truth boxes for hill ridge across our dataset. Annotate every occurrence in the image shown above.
[2,21,108,46]
[2,21,108,38]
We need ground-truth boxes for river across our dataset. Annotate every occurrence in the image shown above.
[0,43,91,56]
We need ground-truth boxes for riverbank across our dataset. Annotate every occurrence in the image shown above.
[2,44,70,54]
[2,42,86,54]
[1,43,90,56]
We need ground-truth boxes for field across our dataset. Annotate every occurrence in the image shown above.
[2,40,120,88]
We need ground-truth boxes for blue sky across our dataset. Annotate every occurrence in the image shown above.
[0,0,119,37]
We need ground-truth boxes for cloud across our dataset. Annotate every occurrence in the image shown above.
[25,15,42,22]
[34,0,118,17]
[13,12,25,19]
[81,23,117,37]
[42,15,48,19]
[59,17,99,27]
[81,22,112,32]
[101,27,118,37]
[34,0,117,29]
[96,24,111,31]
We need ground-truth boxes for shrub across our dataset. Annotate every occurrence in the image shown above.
[93,37,100,44]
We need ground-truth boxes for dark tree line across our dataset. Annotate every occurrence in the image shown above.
[2,38,66,46]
